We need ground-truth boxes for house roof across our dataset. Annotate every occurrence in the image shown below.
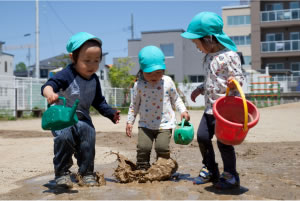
[29,53,71,70]
[0,41,14,56]
[141,29,185,34]
[30,52,108,70]
[0,52,14,57]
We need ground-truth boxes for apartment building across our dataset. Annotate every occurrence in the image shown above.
[251,0,300,80]
[222,5,252,71]
[123,29,205,83]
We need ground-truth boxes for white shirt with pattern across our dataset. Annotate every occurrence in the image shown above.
[127,75,187,130]
[198,48,245,115]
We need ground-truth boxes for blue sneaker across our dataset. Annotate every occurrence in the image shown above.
[193,166,212,184]
[214,172,240,189]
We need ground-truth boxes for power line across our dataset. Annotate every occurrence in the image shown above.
[46,0,74,35]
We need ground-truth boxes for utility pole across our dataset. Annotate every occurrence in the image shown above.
[131,13,134,39]
[35,0,40,79]
[24,33,31,77]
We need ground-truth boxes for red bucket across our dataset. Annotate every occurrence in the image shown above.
[213,80,260,145]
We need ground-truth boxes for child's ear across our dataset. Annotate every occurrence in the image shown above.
[69,53,74,63]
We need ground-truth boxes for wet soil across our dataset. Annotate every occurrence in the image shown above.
[0,130,299,200]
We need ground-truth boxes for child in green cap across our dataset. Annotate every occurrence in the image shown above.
[41,32,120,188]
[126,45,190,170]
[181,12,245,189]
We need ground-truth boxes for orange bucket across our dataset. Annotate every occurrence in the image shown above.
[213,80,260,145]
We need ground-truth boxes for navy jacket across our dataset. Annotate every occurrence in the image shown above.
[41,64,116,126]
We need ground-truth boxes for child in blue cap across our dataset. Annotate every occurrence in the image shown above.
[41,32,120,188]
[181,12,245,189]
[126,45,190,170]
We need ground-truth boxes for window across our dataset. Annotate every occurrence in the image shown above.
[167,74,175,80]
[291,63,300,76]
[160,43,174,57]
[290,1,300,9]
[265,3,283,11]
[266,33,283,41]
[291,32,300,50]
[267,63,284,70]
[290,32,300,40]
[227,15,251,26]
[189,75,205,83]
[230,35,251,46]
[5,61,7,72]
[243,56,252,65]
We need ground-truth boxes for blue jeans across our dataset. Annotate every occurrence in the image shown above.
[51,120,96,176]
[197,113,237,176]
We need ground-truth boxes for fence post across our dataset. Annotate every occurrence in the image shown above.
[30,77,33,110]
[114,88,117,107]
[14,88,17,118]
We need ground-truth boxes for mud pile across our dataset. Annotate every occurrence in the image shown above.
[112,152,178,183]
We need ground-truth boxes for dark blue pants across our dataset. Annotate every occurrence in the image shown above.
[197,113,237,176]
[51,120,96,176]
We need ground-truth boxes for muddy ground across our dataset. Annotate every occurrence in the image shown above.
[0,103,300,200]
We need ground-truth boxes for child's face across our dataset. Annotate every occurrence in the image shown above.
[192,39,209,54]
[143,70,164,85]
[71,42,102,79]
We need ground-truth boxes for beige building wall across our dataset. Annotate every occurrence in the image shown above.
[223,6,251,35]
[222,6,252,69]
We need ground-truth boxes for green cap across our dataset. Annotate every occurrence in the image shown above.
[181,12,237,52]
[66,32,102,53]
[138,46,166,73]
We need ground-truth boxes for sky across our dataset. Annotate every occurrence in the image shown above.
[0,0,241,69]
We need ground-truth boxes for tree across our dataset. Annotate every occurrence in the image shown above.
[108,57,135,88]
[15,62,27,72]
[108,57,136,105]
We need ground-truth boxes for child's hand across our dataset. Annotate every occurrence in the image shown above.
[191,88,203,102]
[227,77,236,89]
[113,110,121,124]
[126,123,133,138]
[181,111,190,121]
[43,86,59,104]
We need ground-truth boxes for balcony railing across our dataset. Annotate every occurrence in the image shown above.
[261,40,300,53]
[261,8,300,22]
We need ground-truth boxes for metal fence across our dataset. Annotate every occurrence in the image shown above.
[0,75,47,117]
[0,75,130,117]
[1,74,299,117]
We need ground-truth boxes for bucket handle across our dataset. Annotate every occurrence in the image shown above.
[226,79,248,132]
[47,96,66,108]
[180,118,186,128]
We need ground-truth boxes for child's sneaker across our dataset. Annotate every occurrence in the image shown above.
[193,166,212,184]
[55,173,73,189]
[214,172,240,190]
[82,174,98,187]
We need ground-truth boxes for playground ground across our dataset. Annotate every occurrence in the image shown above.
[0,102,299,200]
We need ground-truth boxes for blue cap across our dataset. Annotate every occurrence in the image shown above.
[66,32,102,53]
[138,46,166,73]
[181,12,237,52]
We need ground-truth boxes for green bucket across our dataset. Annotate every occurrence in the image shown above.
[174,118,194,145]
[42,96,79,131]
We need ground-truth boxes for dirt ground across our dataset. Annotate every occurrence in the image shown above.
[0,102,300,200]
